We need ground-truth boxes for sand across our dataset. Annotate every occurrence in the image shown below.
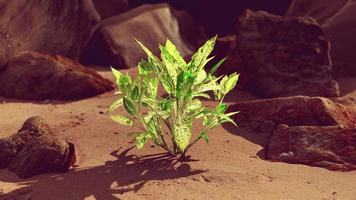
[0,68,356,200]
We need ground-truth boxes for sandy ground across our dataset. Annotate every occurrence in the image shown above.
[1,68,356,200]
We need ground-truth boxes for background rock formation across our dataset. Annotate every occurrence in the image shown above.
[237,10,339,97]
[0,0,100,66]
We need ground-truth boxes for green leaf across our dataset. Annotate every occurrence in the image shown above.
[188,36,217,71]
[160,45,179,85]
[194,69,207,85]
[111,67,132,94]
[173,121,192,151]
[192,92,210,99]
[186,99,202,115]
[130,85,139,101]
[224,73,239,93]
[216,103,228,113]
[176,70,195,99]
[136,40,162,72]
[208,57,226,76]
[158,98,173,119]
[165,39,187,69]
[138,59,152,75]
[136,133,150,149]
[110,115,133,126]
[123,96,137,115]
[143,76,158,99]
[200,131,209,144]
[108,98,123,112]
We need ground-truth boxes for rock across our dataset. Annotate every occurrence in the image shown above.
[81,3,194,68]
[232,96,356,133]
[129,0,291,35]
[237,9,339,97]
[0,0,100,66]
[0,116,76,178]
[0,51,113,100]
[266,124,356,171]
[92,0,129,19]
[286,0,356,75]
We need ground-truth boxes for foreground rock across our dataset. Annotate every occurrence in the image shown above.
[267,124,356,171]
[81,3,194,68]
[0,0,100,66]
[0,116,76,178]
[232,96,356,134]
[237,10,339,97]
[0,51,113,100]
[286,0,356,74]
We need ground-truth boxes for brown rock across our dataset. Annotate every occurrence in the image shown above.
[0,116,76,178]
[92,0,129,19]
[232,96,356,133]
[266,124,356,171]
[81,3,194,68]
[0,0,100,66]
[0,51,113,100]
[237,9,339,97]
[286,0,356,75]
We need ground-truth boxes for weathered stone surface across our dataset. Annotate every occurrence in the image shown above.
[0,116,76,178]
[81,3,194,68]
[266,124,356,171]
[232,96,356,134]
[286,0,356,74]
[237,9,339,97]
[0,0,100,66]
[0,51,113,100]
[92,0,129,19]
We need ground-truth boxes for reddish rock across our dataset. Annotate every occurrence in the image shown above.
[0,52,113,100]
[0,0,100,66]
[81,3,195,68]
[0,116,76,178]
[92,0,129,19]
[286,0,356,74]
[267,124,356,171]
[237,9,339,97]
[232,96,356,133]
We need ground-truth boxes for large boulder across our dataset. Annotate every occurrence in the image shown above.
[237,10,339,97]
[267,124,356,171]
[232,96,356,134]
[0,51,113,100]
[0,116,76,178]
[0,0,100,66]
[81,3,195,68]
[286,0,356,74]
[129,0,291,35]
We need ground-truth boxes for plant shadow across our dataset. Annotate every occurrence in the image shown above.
[0,147,205,200]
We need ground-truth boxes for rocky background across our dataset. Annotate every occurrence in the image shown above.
[1,0,356,178]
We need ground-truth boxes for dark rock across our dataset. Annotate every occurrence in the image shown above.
[0,0,100,66]
[286,0,356,75]
[81,3,194,68]
[92,0,129,19]
[129,0,291,35]
[267,124,356,171]
[0,51,113,100]
[237,9,339,97]
[0,116,76,178]
[232,96,356,133]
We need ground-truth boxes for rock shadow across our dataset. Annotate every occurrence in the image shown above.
[0,147,205,200]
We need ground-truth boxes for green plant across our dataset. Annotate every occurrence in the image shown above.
[108,36,239,156]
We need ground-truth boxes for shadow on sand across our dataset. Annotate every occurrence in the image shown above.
[0,147,205,200]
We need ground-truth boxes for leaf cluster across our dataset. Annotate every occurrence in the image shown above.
[108,36,239,156]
